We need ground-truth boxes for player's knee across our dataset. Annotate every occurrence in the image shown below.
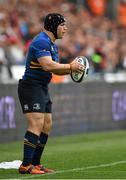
[26,113,44,133]
[29,120,43,132]
[43,118,52,133]
[45,118,52,130]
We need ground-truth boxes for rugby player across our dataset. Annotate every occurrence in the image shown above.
[18,13,84,174]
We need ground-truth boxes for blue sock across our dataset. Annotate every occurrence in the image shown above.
[22,131,39,166]
[32,132,48,166]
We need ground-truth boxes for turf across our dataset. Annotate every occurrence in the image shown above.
[0,130,126,179]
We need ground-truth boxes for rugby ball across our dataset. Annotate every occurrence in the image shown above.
[71,56,89,83]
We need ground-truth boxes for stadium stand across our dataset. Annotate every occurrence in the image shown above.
[0,0,126,83]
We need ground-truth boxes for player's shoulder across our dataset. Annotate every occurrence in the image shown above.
[31,32,50,47]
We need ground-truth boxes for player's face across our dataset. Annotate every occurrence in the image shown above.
[57,22,68,39]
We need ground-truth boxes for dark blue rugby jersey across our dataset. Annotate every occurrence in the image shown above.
[22,32,59,85]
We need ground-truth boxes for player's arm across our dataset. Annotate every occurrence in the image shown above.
[38,56,83,75]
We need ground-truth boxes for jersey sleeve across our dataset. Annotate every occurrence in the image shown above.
[32,39,51,59]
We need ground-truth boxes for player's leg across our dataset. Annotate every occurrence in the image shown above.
[32,91,52,166]
[19,112,45,174]
[18,80,47,174]
[32,113,52,166]
[32,113,54,173]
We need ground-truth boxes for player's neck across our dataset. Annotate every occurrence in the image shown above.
[44,30,56,42]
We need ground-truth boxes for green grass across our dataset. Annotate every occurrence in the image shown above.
[0,130,126,179]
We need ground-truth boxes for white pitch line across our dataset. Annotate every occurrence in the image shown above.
[21,160,126,179]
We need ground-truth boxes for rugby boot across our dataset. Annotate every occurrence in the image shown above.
[19,164,45,174]
[35,164,55,173]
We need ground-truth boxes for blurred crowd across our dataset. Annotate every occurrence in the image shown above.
[0,0,126,82]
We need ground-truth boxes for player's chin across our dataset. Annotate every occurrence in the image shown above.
[58,33,65,39]
[57,36,63,39]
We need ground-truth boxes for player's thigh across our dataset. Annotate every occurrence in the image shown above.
[26,112,44,127]
[25,112,45,134]
[43,113,52,134]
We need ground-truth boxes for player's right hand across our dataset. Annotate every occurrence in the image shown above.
[70,59,85,73]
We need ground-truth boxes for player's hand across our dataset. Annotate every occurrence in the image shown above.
[70,59,85,73]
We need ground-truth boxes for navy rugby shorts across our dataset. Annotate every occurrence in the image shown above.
[18,79,52,113]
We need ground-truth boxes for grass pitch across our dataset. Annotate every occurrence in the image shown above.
[0,130,126,179]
